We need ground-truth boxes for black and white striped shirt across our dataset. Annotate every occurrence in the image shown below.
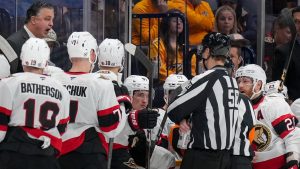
[232,94,255,157]
[167,66,239,150]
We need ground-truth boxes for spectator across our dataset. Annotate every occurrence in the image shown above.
[168,0,215,46]
[292,6,300,36]
[266,12,295,82]
[229,33,251,76]
[220,0,257,46]
[272,7,299,101]
[132,0,168,45]
[6,1,54,73]
[149,9,196,82]
[215,5,237,35]
[273,13,294,46]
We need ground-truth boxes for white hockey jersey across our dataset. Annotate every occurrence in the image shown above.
[0,72,70,153]
[51,72,121,154]
[94,70,133,149]
[148,108,174,144]
[252,94,300,169]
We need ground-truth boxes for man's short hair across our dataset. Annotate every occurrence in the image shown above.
[25,1,54,24]
[292,6,300,16]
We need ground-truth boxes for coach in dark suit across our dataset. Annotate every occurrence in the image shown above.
[7,1,54,73]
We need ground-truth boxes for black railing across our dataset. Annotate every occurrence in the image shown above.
[131,12,194,81]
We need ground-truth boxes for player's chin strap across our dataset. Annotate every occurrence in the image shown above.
[89,61,96,73]
[117,73,123,85]
[250,81,263,100]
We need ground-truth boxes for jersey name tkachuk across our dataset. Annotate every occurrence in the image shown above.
[64,85,87,97]
[51,72,121,155]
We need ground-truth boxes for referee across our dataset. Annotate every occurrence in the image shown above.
[231,94,255,169]
[229,34,256,169]
[167,32,239,169]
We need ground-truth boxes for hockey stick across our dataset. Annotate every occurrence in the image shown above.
[0,35,17,62]
[125,43,153,169]
[153,83,183,153]
[107,138,114,169]
[0,35,18,73]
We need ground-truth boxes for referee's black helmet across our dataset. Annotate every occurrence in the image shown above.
[202,32,231,58]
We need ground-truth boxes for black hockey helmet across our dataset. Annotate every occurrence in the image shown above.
[202,32,231,58]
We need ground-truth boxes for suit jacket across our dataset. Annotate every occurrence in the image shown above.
[272,41,300,101]
[7,27,30,73]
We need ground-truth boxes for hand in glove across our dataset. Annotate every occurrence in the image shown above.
[281,160,299,169]
[128,109,159,130]
[39,136,51,149]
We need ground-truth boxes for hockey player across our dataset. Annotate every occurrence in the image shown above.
[96,38,159,169]
[52,32,122,169]
[124,75,156,167]
[161,74,189,167]
[236,64,300,169]
[125,75,177,169]
[291,99,300,128]
[264,80,289,102]
[157,74,187,149]
[0,38,70,169]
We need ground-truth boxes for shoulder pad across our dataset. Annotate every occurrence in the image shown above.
[113,82,132,111]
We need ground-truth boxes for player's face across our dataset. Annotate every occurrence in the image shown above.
[32,8,54,38]
[236,76,254,98]
[132,90,149,110]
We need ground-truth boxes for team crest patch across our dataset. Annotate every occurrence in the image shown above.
[251,124,271,152]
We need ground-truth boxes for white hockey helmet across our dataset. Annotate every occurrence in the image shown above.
[0,54,10,78]
[291,99,300,127]
[67,32,98,64]
[163,74,188,94]
[163,74,188,104]
[98,38,125,71]
[124,75,149,96]
[236,64,267,99]
[264,80,288,99]
[20,38,50,69]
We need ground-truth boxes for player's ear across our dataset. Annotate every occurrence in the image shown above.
[90,49,96,63]
[254,80,263,93]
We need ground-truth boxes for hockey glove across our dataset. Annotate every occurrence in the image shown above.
[281,160,299,169]
[128,109,159,130]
